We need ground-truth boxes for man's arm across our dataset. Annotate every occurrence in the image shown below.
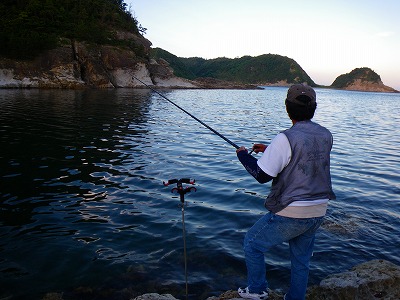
[236,149,273,183]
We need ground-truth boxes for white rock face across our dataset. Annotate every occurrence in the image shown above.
[153,76,197,88]
[0,40,199,89]
[0,69,20,87]
[110,63,153,87]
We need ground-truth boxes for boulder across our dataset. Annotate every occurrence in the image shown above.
[307,259,400,299]
[203,260,400,300]
[132,293,179,300]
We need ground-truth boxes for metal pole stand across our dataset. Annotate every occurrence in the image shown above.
[163,178,196,300]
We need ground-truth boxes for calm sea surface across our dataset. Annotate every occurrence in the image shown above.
[0,87,399,299]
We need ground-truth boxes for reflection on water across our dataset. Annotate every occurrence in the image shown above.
[0,88,399,299]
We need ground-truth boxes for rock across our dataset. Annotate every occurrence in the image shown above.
[37,260,399,300]
[0,44,85,89]
[0,34,199,89]
[341,79,398,93]
[132,293,179,300]
[42,293,64,300]
[204,260,400,300]
[148,58,197,88]
[307,259,400,299]
[206,290,241,300]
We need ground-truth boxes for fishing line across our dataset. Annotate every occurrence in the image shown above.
[132,76,240,149]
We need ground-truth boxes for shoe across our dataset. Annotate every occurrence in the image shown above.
[238,287,268,300]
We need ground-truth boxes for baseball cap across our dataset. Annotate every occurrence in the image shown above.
[286,84,316,106]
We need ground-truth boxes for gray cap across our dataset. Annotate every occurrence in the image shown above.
[286,84,316,106]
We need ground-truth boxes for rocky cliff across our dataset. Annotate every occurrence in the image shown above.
[0,32,260,90]
[331,67,398,93]
[0,33,197,89]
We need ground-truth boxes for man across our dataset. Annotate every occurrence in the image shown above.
[236,84,335,300]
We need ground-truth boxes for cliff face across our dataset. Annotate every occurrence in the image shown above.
[331,67,398,93]
[0,34,197,89]
[342,79,398,93]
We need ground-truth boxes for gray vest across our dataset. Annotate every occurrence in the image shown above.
[265,121,336,213]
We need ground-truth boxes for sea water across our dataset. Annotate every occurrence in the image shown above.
[0,87,399,299]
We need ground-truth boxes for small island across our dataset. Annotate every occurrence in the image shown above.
[331,67,398,93]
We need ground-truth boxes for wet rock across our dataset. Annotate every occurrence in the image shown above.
[201,260,400,300]
[41,260,400,300]
[42,293,64,300]
[307,259,400,299]
[132,293,179,300]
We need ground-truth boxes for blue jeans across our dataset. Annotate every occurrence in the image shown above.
[243,212,324,300]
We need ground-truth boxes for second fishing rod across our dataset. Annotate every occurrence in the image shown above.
[133,76,242,150]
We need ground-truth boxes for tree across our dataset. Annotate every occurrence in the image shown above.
[0,0,142,59]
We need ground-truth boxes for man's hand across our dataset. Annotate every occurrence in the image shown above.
[252,143,267,153]
[236,146,248,154]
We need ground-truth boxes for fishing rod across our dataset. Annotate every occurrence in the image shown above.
[132,76,240,149]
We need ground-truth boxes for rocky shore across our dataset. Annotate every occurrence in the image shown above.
[135,259,400,300]
[41,259,399,300]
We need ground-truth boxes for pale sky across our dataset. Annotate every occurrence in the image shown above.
[126,0,400,90]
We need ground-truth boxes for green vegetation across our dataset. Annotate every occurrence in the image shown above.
[151,48,316,86]
[150,48,197,79]
[332,67,381,88]
[0,0,142,59]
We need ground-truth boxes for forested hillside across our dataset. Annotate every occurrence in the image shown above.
[151,47,316,86]
[0,0,143,59]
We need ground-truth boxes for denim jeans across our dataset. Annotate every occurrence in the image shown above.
[243,212,324,300]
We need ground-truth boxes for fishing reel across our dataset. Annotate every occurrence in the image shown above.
[163,178,196,204]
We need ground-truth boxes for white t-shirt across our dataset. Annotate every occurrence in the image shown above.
[257,133,328,215]
[257,133,291,177]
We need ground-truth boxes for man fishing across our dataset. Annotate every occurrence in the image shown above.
[236,84,336,300]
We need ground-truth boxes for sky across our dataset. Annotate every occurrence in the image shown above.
[126,0,400,90]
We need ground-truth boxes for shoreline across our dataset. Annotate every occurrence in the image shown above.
[38,259,400,300]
